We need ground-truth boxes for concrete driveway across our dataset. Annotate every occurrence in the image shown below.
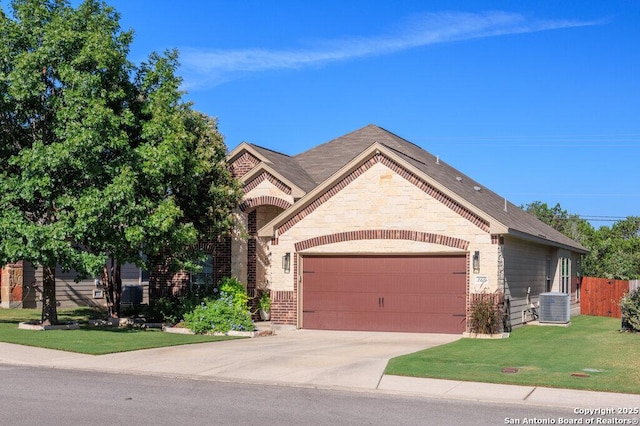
[13,329,460,389]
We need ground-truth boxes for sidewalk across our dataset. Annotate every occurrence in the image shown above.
[1,332,639,410]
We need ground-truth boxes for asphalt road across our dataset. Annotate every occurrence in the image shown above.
[0,364,600,426]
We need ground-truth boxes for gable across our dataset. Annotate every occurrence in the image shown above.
[230,151,260,178]
[264,149,491,241]
[232,125,586,253]
[244,171,292,196]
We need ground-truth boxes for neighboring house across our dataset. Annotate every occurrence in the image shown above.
[0,261,148,309]
[219,124,587,333]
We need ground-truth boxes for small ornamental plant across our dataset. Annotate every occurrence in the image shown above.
[468,295,501,335]
[258,292,271,312]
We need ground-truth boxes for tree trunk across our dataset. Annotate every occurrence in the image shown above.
[114,263,122,318]
[102,258,122,318]
[41,265,58,325]
[102,261,115,317]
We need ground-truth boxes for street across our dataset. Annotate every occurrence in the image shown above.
[0,364,604,426]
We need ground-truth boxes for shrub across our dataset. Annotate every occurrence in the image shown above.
[145,284,217,324]
[469,294,501,334]
[145,297,184,324]
[218,277,249,310]
[620,288,640,331]
[183,295,254,334]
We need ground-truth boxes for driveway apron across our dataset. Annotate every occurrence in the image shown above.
[39,330,461,389]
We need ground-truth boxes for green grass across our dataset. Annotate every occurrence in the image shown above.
[0,307,243,355]
[386,315,640,394]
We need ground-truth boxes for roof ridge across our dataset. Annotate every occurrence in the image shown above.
[249,143,292,158]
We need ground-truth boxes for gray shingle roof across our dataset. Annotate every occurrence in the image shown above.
[248,144,317,193]
[246,124,587,252]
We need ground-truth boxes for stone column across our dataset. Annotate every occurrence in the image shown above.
[0,267,9,308]
[1,264,23,308]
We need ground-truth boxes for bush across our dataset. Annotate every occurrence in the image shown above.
[145,284,217,324]
[469,295,501,334]
[218,277,249,310]
[620,288,640,331]
[183,295,254,334]
[145,297,184,324]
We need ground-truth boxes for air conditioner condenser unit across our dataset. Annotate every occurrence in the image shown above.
[538,292,570,324]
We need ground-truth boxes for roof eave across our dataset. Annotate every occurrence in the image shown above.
[504,229,589,254]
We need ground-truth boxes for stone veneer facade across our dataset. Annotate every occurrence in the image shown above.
[263,154,498,328]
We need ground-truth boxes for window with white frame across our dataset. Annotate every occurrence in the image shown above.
[190,254,214,286]
[560,258,571,294]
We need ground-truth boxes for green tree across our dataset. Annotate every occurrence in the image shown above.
[522,201,593,244]
[523,202,640,280]
[0,0,241,322]
[585,217,640,280]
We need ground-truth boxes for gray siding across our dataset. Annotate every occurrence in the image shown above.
[20,263,148,309]
[502,236,582,328]
[56,266,104,308]
[502,236,552,328]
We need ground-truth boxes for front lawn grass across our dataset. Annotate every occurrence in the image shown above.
[386,315,640,394]
[0,308,242,355]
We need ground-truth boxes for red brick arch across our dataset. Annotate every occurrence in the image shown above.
[239,196,292,212]
[294,229,470,251]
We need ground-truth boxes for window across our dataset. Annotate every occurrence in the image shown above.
[560,258,570,294]
[190,254,214,286]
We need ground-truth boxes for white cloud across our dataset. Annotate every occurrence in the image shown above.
[179,11,600,89]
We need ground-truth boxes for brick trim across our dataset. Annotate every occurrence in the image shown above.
[239,196,292,212]
[230,152,260,178]
[243,171,292,195]
[491,234,504,245]
[270,290,297,325]
[295,229,470,251]
[277,153,489,235]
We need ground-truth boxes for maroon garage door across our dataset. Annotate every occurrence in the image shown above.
[302,255,467,333]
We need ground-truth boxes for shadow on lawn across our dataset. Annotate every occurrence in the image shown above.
[0,306,110,325]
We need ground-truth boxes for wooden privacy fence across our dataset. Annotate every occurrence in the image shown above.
[580,277,629,318]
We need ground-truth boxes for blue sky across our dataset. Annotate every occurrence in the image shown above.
[12,1,640,224]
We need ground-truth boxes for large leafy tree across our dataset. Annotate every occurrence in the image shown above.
[0,0,241,323]
[584,217,640,280]
[521,201,592,245]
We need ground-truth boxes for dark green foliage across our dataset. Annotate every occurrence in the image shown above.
[621,287,640,332]
[0,0,242,322]
[145,284,217,323]
[523,202,640,280]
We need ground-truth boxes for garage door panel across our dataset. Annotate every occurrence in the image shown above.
[304,311,384,331]
[384,294,466,314]
[302,255,467,333]
[305,311,465,333]
[304,292,380,312]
